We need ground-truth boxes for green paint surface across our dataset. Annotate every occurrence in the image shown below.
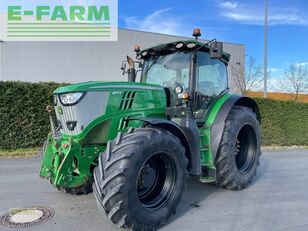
[199,93,232,169]
[40,82,167,188]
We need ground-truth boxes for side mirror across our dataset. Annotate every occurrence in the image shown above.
[210,41,223,59]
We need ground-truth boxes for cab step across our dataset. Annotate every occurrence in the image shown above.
[199,176,216,183]
[200,166,216,183]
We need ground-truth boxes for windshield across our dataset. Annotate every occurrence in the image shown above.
[142,51,228,97]
[142,52,190,90]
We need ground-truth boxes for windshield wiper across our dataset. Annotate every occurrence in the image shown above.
[143,56,163,77]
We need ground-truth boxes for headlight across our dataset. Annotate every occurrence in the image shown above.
[186,42,196,49]
[59,92,85,105]
[176,42,184,49]
[175,85,183,94]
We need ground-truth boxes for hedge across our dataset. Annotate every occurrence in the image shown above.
[254,98,308,146]
[0,81,307,150]
[0,82,62,150]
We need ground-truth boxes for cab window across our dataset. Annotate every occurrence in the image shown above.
[194,52,228,121]
[197,52,228,97]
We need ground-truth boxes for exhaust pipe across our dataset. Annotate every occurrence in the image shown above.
[46,105,57,136]
[127,56,136,82]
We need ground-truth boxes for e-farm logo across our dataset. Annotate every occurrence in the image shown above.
[2,1,118,41]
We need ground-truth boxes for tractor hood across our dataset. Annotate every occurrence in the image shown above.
[52,81,166,137]
[54,81,164,94]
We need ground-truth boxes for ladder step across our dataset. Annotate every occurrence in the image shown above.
[200,125,211,130]
[200,148,209,151]
[201,166,216,183]
[199,176,215,183]
[200,144,210,151]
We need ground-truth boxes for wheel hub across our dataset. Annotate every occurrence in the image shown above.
[234,124,257,174]
[138,164,157,192]
[136,152,177,210]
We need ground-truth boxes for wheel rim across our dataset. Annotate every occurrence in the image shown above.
[136,152,177,210]
[234,124,257,174]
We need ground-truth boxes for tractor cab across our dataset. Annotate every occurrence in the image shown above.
[121,29,230,129]
[139,39,230,126]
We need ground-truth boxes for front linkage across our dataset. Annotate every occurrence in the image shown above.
[40,133,104,194]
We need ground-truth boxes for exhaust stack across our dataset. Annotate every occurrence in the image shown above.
[127,56,136,82]
[46,105,57,136]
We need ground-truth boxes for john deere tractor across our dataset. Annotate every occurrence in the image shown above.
[40,29,261,230]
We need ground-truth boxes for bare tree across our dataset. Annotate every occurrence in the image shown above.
[279,64,308,100]
[231,56,263,96]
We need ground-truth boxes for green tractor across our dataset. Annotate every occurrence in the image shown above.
[40,29,261,230]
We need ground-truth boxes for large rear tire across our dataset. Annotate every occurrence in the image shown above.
[214,106,261,190]
[93,128,187,230]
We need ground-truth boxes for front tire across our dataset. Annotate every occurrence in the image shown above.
[214,106,261,190]
[56,180,93,195]
[93,128,187,230]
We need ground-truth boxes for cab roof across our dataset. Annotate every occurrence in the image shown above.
[139,40,231,63]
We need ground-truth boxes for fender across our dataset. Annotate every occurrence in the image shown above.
[210,95,261,162]
[126,117,200,176]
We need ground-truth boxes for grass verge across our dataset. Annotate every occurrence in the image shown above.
[0,146,307,159]
[0,148,40,158]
